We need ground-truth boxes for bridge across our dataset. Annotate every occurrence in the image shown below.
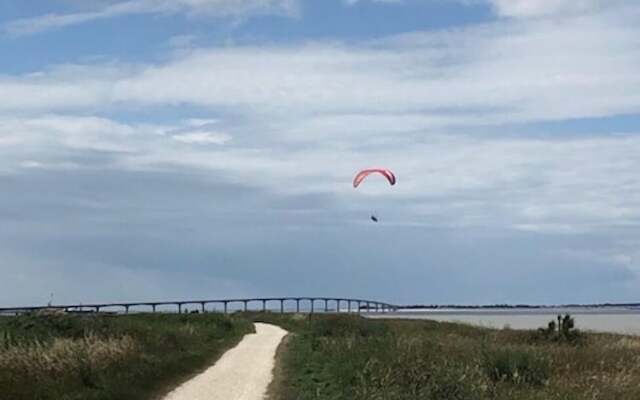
[0,297,398,315]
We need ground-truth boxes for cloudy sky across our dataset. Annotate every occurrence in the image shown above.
[1,0,639,307]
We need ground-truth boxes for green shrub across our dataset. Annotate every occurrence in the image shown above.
[309,314,388,338]
[483,348,550,386]
[535,314,582,344]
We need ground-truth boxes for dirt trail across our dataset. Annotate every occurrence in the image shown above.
[162,322,287,400]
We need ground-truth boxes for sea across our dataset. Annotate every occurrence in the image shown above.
[366,307,640,335]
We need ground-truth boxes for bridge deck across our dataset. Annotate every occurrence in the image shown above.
[0,297,398,315]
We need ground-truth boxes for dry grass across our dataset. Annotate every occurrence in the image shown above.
[0,313,253,400]
[0,333,137,376]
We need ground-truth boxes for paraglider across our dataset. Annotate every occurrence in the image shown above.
[353,168,396,188]
[353,168,396,222]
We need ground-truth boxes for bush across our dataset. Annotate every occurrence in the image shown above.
[483,348,550,386]
[536,314,582,344]
[309,314,388,338]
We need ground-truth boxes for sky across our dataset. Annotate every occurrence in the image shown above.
[1,0,639,307]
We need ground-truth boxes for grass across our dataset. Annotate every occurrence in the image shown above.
[3,311,640,400]
[256,313,640,400]
[0,311,253,400]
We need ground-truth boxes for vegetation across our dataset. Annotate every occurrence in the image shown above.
[257,313,640,400]
[0,311,252,400]
[2,310,640,400]
[535,314,582,343]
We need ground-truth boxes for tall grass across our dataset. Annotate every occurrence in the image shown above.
[260,314,640,400]
[0,333,136,376]
[0,312,252,400]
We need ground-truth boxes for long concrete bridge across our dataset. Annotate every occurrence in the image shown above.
[0,297,398,315]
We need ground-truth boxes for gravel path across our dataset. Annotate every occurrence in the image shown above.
[162,323,287,400]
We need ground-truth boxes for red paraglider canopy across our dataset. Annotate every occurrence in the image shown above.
[353,168,396,188]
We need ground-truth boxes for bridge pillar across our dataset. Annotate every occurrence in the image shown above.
[310,299,314,314]
[124,305,130,314]
[178,303,182,313]
[280,299,284,313]
[324,299,328,312]
[336,299,340,313]
[152,304,157,313]
[296,299,300,313]
[223,301,228,314]
[201,302,206,313]
[243,300,248,312]
[347,300,351,312]
[262,300,266,312]
[94,306,100,313]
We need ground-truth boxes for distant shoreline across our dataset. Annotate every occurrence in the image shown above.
[397,303,640,310]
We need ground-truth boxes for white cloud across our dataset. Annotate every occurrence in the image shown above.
[4,0,299,36]
[2,4,639,128]
[0,2,639,235]
[488,0,626,18]
[2,0,640,305]
[184,118,219,127]
[172,130,232,144]
[2,112,639,234]
[345,0,403,5]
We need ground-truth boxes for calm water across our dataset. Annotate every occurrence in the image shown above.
[367,308,640,335]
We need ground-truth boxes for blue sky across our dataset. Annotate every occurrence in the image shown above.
[1,0,639,307]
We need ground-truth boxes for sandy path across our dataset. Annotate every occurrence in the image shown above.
[163,323,287,400]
